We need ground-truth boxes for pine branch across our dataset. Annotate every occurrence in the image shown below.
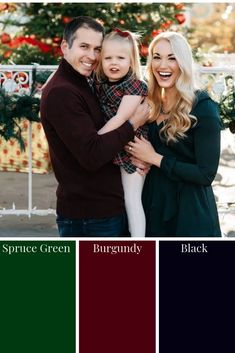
[0,88,40,149]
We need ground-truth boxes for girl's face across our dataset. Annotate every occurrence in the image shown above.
[151,39,180,90]
[101,40,131,82]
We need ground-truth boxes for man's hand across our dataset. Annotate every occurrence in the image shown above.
[128,99,150,131]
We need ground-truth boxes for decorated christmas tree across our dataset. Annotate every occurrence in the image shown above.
[0,2,187,64]
[0,2,188,144]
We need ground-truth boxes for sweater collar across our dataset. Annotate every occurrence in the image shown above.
[60,58,91,85]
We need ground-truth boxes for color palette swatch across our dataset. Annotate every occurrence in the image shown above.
[1,239,233,353]
[0,241,76,353]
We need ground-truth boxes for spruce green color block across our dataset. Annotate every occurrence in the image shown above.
[0,241,76,353]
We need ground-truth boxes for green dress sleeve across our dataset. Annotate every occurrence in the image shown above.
[160,98,222,186]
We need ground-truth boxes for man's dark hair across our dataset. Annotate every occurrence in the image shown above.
[63,16,104,48]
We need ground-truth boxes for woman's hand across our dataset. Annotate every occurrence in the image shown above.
[125,136,163,168]
[130,157,151,176]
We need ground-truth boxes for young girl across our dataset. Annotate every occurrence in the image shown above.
[96,29,148,237]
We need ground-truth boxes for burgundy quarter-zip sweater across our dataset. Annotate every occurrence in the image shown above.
[40,59,134,219]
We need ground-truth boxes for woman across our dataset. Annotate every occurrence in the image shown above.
[127,32,222,236]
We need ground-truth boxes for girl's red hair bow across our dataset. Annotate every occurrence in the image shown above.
[113,28,130,37]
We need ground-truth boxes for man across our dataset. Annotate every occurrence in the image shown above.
[40,16,149,236]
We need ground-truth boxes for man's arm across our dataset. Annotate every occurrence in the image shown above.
[42,87,135,171]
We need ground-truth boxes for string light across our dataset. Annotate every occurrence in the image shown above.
[221,4,233,20]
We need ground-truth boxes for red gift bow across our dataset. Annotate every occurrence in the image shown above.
[113,28,130,38]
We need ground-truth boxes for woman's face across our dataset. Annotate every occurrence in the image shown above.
[151,39,180,90]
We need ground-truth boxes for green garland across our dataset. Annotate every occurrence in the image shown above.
[219,91,235,134]
[0,88,40,150]
[1,72,234,152]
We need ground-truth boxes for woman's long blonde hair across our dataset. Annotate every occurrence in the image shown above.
[146,31,197,143]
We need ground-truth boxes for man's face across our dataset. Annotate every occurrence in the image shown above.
[61,27,103,77]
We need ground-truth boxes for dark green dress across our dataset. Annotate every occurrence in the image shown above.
[142,91,222,236]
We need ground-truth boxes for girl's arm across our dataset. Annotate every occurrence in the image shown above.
[98,95,142,134]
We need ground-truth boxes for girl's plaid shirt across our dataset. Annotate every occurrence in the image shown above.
[98,73,148,174]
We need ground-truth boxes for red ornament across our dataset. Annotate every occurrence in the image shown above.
[54,47,63,57]
[53,36,61,44]
[175,3,185,10]
[1,32,11,44]
[62,16,72,24]
[175,13,186,25]
[151,29,162,38]
[161,20,172,29]
[140,44,149,57]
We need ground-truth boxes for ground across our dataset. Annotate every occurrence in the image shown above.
[0,130,234,237]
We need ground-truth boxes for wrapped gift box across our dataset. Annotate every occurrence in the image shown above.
[0,120,51,174]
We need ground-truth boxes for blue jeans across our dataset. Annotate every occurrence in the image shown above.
[56,213,127,237]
